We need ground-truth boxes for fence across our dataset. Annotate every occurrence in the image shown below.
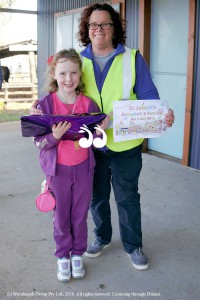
[0,82,38,108]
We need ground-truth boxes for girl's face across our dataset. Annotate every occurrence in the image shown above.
[88,10,114,54]
[54,58,81,95]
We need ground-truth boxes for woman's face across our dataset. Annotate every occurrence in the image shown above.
[88,10,114,54]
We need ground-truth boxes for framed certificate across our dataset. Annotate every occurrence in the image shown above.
[113,100,168,142]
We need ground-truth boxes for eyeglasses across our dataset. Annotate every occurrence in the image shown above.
[88,22,113,30]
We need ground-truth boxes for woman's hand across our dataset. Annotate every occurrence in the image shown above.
[30,100,43,115]
[52,121,72,140]
[165,109,175,127]
[96,113,112,135]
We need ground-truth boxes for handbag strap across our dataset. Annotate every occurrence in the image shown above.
[44,176,51,192]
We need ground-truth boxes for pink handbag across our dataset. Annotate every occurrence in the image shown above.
[35,182,55,212]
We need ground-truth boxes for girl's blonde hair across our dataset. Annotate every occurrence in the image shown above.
[45,48,85,94]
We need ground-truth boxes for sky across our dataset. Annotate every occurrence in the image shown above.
[0,0,37,46]
[11,0,37,11]
[0,0,37,71]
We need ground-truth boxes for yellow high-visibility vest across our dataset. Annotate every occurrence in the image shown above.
[81,47,144,152]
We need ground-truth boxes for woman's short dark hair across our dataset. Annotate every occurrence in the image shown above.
[77,3,126,48]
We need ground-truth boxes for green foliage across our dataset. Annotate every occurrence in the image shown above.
[0,0,16,9]
[0,108,29,123]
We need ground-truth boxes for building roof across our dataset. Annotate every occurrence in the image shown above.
[0,40,37,59]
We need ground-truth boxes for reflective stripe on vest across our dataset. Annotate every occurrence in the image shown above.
[107,47,135,129]
[122,47,133,99]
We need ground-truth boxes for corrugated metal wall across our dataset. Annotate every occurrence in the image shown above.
[37,0,108,96]
[190,0,200,170]
[125,0,139,49]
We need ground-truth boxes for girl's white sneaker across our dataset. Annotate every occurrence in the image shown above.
[57,258,71,281]
[71,255,85,278]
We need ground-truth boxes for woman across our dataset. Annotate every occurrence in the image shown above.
[31,3,175,271]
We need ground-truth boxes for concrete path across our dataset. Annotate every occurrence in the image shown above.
[0,122,200,300]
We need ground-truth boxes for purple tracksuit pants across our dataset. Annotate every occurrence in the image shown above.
[48,159,94,259]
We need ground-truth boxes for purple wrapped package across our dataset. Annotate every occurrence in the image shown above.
[20,113,106,140]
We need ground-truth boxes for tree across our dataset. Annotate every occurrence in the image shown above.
[0,0,16,9]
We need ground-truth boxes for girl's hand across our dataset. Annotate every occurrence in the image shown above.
[165,109,175,127]
[52,121,72,140]
[96,113,112,135]
[30,100,43,115]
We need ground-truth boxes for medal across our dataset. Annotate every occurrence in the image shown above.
[74,140,80,149]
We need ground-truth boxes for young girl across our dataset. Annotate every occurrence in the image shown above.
[34,49,108,282]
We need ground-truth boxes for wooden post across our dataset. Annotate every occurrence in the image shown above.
[29,51,37,100]
[139,0,151,152]
[4,82,9,103]
[182,0,196,166]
